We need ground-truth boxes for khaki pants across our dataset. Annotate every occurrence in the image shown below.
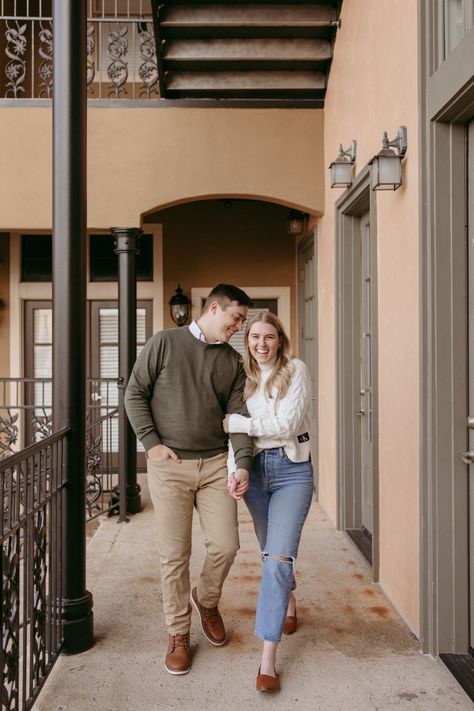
[147,452,239,635]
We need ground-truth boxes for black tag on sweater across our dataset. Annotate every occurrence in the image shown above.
[297,432,310,443]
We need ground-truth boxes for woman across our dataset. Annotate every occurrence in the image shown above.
[224,312,314,692]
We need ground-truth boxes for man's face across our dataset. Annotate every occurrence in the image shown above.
[212,300,248,342]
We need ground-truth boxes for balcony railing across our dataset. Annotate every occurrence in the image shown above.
[0,1,159,100]
[0,378,122,519]
[1,427,67,710]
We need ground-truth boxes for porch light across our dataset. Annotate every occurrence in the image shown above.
[329,140,357,188]
[169,285,190,327]
[370,126,407,191]
[286,210,307,236]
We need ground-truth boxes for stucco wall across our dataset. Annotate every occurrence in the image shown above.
[317,0,420,633]
[0,107,324,229]
[147,199,297,342]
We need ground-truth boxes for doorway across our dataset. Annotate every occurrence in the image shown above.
[335,169,379,575]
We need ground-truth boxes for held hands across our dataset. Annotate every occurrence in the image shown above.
[227,468,249,500]
[223,414,231,433]
[147,443,181,463]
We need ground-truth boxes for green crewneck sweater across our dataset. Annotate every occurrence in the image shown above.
[124,326,253,471]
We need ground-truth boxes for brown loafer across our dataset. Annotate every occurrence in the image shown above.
[283,610,297,635]
[256,667,280,692]
[190,587,227,646]
[165,633,191,675]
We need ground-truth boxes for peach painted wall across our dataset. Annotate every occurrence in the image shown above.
[317,0,420,633]
[0,108,324,229]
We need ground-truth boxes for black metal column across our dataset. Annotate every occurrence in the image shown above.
[113,228,142,518]
[52,0,93,653]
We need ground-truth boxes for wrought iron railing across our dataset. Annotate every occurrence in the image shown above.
[0,378,121,519]
[0,0,159,100]
[1,426,68,710]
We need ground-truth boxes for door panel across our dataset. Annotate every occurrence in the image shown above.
[468,120,474,648]
[360,212,373,535]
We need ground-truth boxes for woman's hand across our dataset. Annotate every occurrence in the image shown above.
[223,414,231,433]
[227,468,249,500]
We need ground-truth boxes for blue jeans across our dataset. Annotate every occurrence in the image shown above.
[244,448,314,643]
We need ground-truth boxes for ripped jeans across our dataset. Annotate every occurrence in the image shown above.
[244,448,314,643]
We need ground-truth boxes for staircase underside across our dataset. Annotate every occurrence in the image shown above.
[151,1,342,106]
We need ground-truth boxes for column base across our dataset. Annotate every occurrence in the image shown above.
[61,591,94,654]
[126,483,142,514]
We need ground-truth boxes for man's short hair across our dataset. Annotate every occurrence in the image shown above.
[202,284,252,312]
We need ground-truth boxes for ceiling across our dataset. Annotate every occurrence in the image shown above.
[150,1,343,106]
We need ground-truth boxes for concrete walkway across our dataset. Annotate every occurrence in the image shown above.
[36,478,473,711]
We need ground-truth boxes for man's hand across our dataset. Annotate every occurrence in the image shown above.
[148,444,181,463]
[223,414,231,433]
[227,468,249,500]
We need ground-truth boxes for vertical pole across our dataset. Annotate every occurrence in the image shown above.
[53,0,93,652]
[113,228,142,519]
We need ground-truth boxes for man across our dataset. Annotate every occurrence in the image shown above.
[124,284,253,675]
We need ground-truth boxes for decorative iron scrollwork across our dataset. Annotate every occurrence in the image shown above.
[86,23,96,92]
[38,21,53,98]
[32,509,47,686]
[86,430,103,518]
[32,409,53,443]
[5,21,27,98]
[0,411,19,458]
[138,25,159,98]
[107,24,129,98]
[2,533,20,710]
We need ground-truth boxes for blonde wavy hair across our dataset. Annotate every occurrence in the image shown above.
[242,312,294,401]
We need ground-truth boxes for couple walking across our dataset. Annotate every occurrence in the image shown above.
[124,284,314,693]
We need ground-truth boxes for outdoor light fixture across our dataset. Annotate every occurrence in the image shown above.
[329,140,357,188]
[169,284,190,327]
[370,125,407,191]
[286,209,307,236]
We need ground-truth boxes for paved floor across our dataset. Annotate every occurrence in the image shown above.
[36,477,473,711]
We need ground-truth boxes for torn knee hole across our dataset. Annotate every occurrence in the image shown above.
[261,551,294,563]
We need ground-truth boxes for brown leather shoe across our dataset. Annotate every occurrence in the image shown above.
[190,587,227,646]
[165,633,191,675]
[283,610,297,635]
[256,667,280,692]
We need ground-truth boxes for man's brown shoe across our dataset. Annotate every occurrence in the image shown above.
[190,587,227,646]
[165,633,191,675]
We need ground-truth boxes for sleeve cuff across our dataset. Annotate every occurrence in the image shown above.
[141,432,162,452]
[228,413,251,434]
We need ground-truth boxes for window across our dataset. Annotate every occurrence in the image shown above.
[21,235,52,282]
[89,234,153,282]
[444,0,474,56]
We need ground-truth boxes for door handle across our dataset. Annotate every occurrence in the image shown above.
[466,417,474,429]
[460,450,474,464]
[357,409,365,417]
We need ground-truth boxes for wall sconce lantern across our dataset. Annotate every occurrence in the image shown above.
[370,125,407,191]
[169,284,190,327]
[329,140,357,188]
[286,209,307,236]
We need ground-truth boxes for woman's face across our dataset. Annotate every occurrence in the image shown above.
[248,321,282,365]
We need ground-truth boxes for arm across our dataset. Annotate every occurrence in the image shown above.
[227,361,312,439]
[124,334,164,452]
[226,361,253,474]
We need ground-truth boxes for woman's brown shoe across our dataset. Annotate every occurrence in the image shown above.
[256,667,280,692]
[283,608,297,635]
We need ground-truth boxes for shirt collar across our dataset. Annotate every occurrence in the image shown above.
[189,320,223,345]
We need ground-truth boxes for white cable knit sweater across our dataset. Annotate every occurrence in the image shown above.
[227,358,313,464]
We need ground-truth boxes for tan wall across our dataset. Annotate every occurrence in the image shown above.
[0,108,324,229]
[150,199,297,343]
[317,0,420,633]
[0,234,10,376]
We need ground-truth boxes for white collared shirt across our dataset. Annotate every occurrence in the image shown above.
[188,320,223,344]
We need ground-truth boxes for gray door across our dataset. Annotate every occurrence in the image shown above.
[359,212,373,534]
[468,120,474,648]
